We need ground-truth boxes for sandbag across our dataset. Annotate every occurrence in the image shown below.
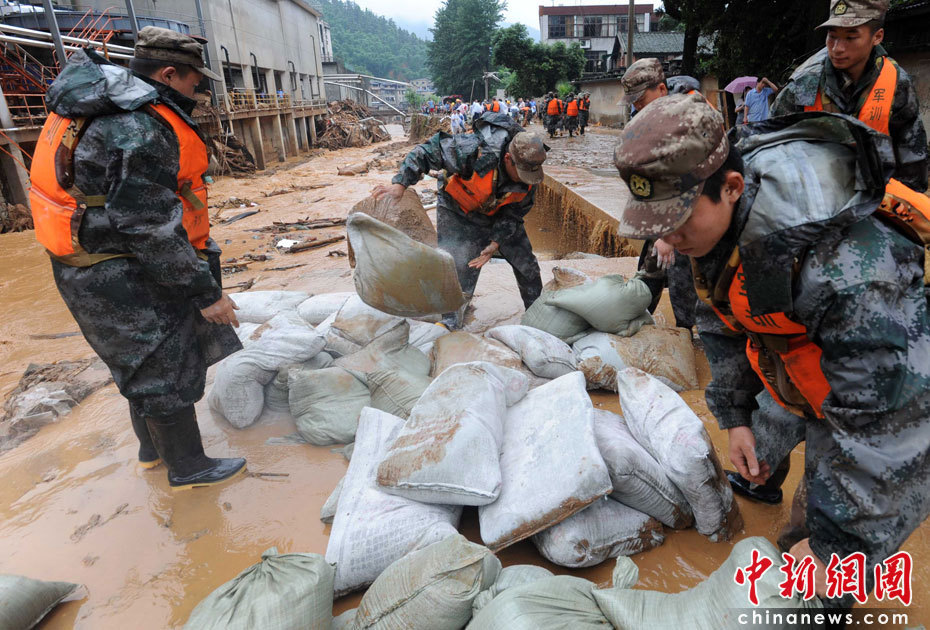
[0,574,83,630]
[366,369,432,419]
[334,321,430,377]
[428,332,545,387]
[472,565,554,613]
[521,267,593,342]
[325,295,404,357]
[235,322,262,348]
[531,497,665,568]
[326,407,462,596]
[377,362,529,505]
[320,476,345,524]
[230,290,311,324]
[573,328,697,392]
[333,609,357,630]
[347,190,438,267]
[617,368,741,541]
[407,319,450,353]
[479,372,612,551]
[183,547,334,630]
[485,325,576,379]
[348,213,466,317]
[209,314,325,428]
[288,367,370,445]
[593,409,692,529]
[351,534,501,630]
[547,275,653,335]
[263,370,291,413]
[298,292,355,325]
[593,537,823,629]
[466,575,611,630]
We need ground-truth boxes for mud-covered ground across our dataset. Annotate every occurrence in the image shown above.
[0,121,926,628]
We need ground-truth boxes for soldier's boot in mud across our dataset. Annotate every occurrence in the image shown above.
[146,406,246,491]
[726,456,790,505]
[129,404,161,469]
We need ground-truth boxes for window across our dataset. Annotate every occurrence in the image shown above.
[548,15,567,39]
[583,16,602,37]
[584,50,605,73]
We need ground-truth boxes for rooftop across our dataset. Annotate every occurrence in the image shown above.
[539,4,655,16]
[615,31,713,55]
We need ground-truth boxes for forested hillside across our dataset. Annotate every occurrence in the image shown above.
[312,0,430,81]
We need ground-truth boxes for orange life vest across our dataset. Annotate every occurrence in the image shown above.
[547,99,562,116]
[485,101,501,113]
[566,100,579,117]
[444,169,531,217]
[30,103,210,266]
[579,98,589,111]
[804,55,897,136]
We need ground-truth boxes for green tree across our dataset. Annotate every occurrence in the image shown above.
[428,0,506,96]
[491,24,585,97]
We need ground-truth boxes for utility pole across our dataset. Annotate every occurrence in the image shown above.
[124,0,140,41]
[41,0,67,68]
[626,0,635,68]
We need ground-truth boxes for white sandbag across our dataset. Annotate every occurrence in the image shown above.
[429,332,547,388]
[298,292,355,325]
[479,372,612,551]
[263,369,290,413]
[472,565,554,613]
[547,275,653,335]
[235,322,262,348]
[183,547,334,630]
[325,295,404,357]
[366,369,432,419]
[593,409,692,529]
[332,609,357,630]
[520,267,593,342]
[326,407,462,596]
[617,368,741,541]
[347,189,438,268]
[348,213,466,317]
[352,534,501,630]
[593,537,823,629]
[573,328,698,392]
[0,574,83,630]
[467,575,610,630]
[486,325,576,379]
[320,476,345,524]
[209,314,325,428]
[407,319,450,353]
[230,290,311,324]
[531,496,665,568]
[289,367,370,445]
[335,321,430,377]
[377,362,529,505]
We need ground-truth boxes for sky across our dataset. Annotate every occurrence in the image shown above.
[347,0,659,41]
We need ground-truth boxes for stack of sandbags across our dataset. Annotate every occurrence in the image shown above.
[479,372,612,551]
[573,327,698,392]
[297,292,354,326]
[429,332,547,388]
[521,267,593,343]
[485,325,576,379]
[183,548,335,630]
[322,295,404,358]
[347,191,437,267]
[347,213,466,317]
[326,407,462,596]
[230,290,311,324]
[617,368,741,542]
[376,362,529,505]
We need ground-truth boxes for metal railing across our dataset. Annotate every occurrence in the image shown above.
[225,88,326,114]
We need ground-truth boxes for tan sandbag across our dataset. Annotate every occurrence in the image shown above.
[347,213,465,317]
[347,190,437,267]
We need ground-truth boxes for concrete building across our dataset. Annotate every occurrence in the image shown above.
[411,78,435,96]
[539,4,656,74]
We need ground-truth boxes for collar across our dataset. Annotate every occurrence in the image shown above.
[133,72,198,117]
[825,44,886,104]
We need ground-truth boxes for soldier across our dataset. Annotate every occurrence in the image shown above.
[545,91,563,138]
[29,28,246,490]
[372,113,548,329]
[620,57,667,117]
[731,0,929,506]
[613,92,930,606]
[564,92,579,137]
[578,92,590,135]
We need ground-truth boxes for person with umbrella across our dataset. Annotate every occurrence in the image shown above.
[743,77,779,122]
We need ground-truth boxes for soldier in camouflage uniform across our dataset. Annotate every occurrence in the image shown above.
[373,112,547,328]
[613,92,930,605]
[36,29,246,490]
[729,0,929,506]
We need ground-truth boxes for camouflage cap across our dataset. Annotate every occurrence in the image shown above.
[612,93,728,239]
[508,131,548,185]
[620,58,665,105]
[667,75,701,95]
[134,26,222,81]
[818,0,888,29]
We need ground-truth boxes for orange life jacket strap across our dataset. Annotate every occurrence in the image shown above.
[805,56,897,136]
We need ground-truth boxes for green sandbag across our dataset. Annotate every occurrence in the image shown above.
[183,548,334,630]
[546,275,653,335]
[289,366,370,445]
[0,574,82,630]
[466,575,611,629]
[521,288,591,341]
[366,369,432,419]
[472,565,554,613]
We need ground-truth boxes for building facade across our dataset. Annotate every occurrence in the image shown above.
[411,78,435,96]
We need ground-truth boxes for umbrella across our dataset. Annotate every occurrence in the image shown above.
[724,76,758,94]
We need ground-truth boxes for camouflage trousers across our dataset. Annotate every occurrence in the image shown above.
[637,239,697,329]
[579,110,589,130]
[564,115,579,133]
[436,205,542,311]
[545,114,560,136]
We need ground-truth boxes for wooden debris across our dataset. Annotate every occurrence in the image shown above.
[251,217,346,233]
[318,99,391,150]
[284,235,346,253]
[219,209,261,225]
[261,183,331,198]
[338,161,370,176]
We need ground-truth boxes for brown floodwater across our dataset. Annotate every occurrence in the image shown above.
[1,126,926,628]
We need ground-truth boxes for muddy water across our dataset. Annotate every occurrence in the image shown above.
[1,126,927,628]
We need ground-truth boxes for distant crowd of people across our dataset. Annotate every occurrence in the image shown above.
[420,94,592,136]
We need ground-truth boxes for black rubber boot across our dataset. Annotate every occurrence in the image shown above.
[146,407,246,490]
[129,404,161,469]
[726,470,783,504]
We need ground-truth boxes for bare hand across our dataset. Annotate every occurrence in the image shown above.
[728,426,771,484]
[654,238,676,270]
[372,183,406,202]
[200,293,239,327]
[468,241,500,269]
[789,538,830,598]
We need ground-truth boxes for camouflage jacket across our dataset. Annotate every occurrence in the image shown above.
[392,112,535,244]
[772,46,928,192]
[696,112,930,568]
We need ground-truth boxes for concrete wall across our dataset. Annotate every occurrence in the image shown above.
[896,52,930,138]
[579,79,624,127]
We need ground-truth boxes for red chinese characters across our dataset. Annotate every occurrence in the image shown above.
[778,553,818,601]
[734,548,774,606]
[874,551,913,606]
[825,552,867,604]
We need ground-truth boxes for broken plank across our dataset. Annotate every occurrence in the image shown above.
[285,235,346,253]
